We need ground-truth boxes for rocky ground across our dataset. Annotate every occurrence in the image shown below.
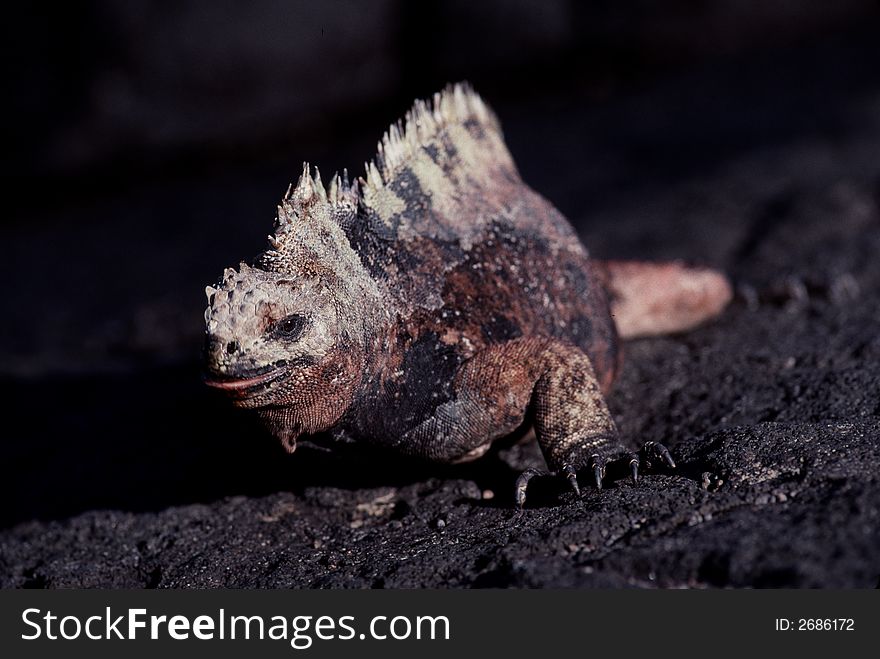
[1,33,878,588]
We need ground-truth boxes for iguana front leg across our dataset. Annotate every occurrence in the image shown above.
[527,341,624,497]
[397,338,673,506]
[517,341,673,506]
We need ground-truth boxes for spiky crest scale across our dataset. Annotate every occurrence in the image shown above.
[267,82,504,251]
[373,82,500,182]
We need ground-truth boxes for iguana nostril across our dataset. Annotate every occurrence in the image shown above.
[226,340,239,355]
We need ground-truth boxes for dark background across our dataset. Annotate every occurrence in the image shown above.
[2,2,879,588]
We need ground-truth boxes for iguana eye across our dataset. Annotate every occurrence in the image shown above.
[273,314,307,341]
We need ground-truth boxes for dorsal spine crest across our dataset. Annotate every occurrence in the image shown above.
[268,83,503,253]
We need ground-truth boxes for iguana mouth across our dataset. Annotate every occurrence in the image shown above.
[203,363,289,395]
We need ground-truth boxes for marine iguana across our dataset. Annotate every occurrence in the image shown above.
[203,83,732,507]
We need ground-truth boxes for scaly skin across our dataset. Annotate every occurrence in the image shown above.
[203,84,729,505]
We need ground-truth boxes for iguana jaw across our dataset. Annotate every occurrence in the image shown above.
[203,365,289,397]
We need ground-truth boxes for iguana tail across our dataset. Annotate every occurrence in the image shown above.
[595,260,733,339]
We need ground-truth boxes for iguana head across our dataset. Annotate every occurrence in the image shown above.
[203,165,382,443]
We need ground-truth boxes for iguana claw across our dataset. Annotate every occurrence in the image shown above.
[642,441,676,469]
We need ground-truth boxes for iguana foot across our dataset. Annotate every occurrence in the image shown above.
[515,466,585,509]
[515,466,582,510]
[735,272,859,311]
[735,276,806,311]
[585,441,674,489]
[624,441,676,486]
[514,442,676,508]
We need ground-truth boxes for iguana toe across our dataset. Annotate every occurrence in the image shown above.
[629,452,640,484]
[563,464,581,497]
[642,441,676,470]
[515,468,546,510]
